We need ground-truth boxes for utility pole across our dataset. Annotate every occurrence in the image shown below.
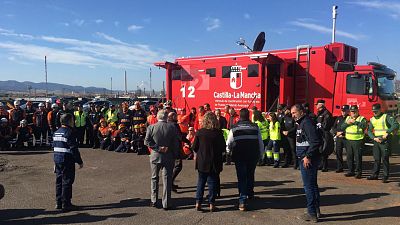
[45,56,48,98]
[110,76,113,96]
[149,67,152,96]
[124,70,128,95]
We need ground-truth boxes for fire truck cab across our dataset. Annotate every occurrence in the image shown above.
[155,42,397,118]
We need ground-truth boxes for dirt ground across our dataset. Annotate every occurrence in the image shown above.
[0,148,399,225]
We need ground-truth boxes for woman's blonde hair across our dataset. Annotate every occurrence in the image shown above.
[202,111,219,129]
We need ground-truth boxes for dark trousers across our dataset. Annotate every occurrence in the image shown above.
[16,134,33,148]
[372,140,390,178]
[55,161,75,206]
[299,155,321,216]
[196,171,218,204]
[86,126,94,147]
[100,138,111,150]
[92,127,99,148]
[234,160,257,204]
[172,159,183,184]
[346,140,363,174]
[0,138,11,150]
[115,141,131,153]
[34,126,47,146]
[335,137,346,170]
[283,136,296,166]
[76,126,86,146]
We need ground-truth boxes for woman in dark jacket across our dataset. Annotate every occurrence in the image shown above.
[192,112,225,212]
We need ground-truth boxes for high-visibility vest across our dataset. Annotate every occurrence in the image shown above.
[270,121,281,141]
[345,116,365,140]
[107,109,118,124]
[370,114,388,137]
[255,120,269,140]
[222,128,229,141]
[74,111,87,127]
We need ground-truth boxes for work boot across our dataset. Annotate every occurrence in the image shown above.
[62,203,79,212]
[382,177,389,183]
[335,168,344,173]
[321,168,328,172]
[367,175,378,180]
[355,173,362,179]
[273,162,279,168]
[345,172,355,177]
[280,163,289,168]
[195,202,202,211]
[297,213,318,223]
[55,202,62,210]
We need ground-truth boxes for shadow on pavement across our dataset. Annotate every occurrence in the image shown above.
[320,206,400,222]
[0,208,135,225]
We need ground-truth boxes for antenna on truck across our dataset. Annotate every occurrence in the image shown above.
[332,5,338,43]
[236,32,266,52]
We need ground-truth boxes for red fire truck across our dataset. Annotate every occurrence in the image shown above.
[155,40,397,118]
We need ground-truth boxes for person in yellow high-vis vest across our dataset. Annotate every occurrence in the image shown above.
[367,103,399,183]
[106,104,118,124]
[340,105,367,179]
[253,110,269,166]
[266,113,281,168]
[74,104,88,147]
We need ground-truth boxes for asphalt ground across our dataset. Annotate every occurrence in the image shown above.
[0,148,399,225]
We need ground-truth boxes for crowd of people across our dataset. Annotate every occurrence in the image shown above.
[10,97,396,222]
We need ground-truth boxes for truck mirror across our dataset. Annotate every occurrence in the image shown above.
[334,62,355,72]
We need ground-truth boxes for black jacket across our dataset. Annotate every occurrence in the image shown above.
[192,128,225,173]
[296,115,322,159]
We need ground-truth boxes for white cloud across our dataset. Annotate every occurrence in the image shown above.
[95,19,103,24]
[114,21,120,27]
[95,32,129,45]
[244,13,250,19]
[127,24,143,31]
[0,29,174,70]
[204,17,221,31]
[0,27,34,40]
[61,22,70,27]
[289,20,366,40]
[73,19,85,26]
[348,1,400,19]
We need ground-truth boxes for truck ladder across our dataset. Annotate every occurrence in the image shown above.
[295,45,311,104]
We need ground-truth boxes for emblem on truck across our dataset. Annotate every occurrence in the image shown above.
[230,65,243,90]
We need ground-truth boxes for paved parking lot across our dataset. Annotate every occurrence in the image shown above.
[0,149,399,225]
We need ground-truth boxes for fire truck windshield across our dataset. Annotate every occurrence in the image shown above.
[376,73,396,100]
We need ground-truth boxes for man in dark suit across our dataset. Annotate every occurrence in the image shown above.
[145,109,180,210]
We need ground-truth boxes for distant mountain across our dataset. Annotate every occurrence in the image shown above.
[0,80,111,94]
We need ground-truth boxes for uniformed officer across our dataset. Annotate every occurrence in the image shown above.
[281,107,297,168]
[53,113,83,211]
[341,105,367,179]
[330,105,350,173]
[315,99,334,172]
[367,103,399,183]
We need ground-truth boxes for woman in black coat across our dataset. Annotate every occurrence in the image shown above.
[192,112,225,212]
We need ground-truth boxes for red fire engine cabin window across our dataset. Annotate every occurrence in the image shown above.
[248,64,259,77]
[206,68,216,77]
[222,66,231,78]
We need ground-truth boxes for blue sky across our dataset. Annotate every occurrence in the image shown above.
[0,0,399,91]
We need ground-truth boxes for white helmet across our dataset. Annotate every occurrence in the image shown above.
[1,118,7,123]
[20,119,27,125]
[14,100,20,106]
[51,103,59,108]
[0,102,4,107]
[46,99,52,103]
[38,103,45,107]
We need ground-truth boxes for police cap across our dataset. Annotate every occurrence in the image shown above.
[349,105,359,112]
[372,103,381,112]
[315,99,325,105]
[341,105,350,111]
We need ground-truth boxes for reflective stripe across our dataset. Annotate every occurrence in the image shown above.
[54,147,71,153]
[266,150,273,158]
[233,135,259,141]
[273,153,280,160]
[296,141,310,147]
[53,136,68,142]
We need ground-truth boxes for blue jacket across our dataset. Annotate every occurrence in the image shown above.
[53,126,83,165]
[295,115,322,159]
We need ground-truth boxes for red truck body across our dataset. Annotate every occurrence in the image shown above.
[155,42,397,118]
